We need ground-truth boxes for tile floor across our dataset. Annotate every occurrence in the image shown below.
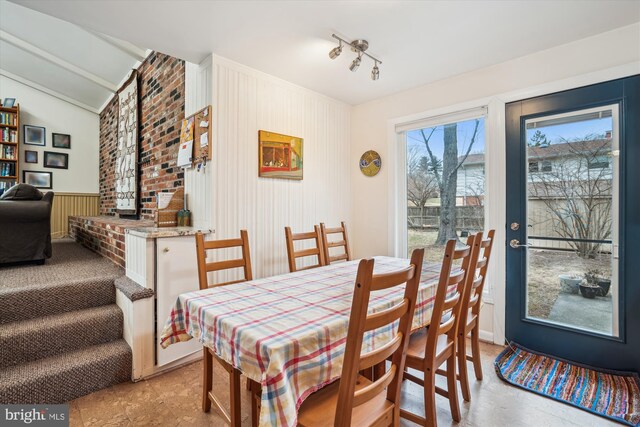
[68,341,617,426]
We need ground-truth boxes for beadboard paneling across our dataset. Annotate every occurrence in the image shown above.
[211,58,352,280]
[184,57,213,229]
[50,192,100,238]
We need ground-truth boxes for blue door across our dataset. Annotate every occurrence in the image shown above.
[505,75,640,371]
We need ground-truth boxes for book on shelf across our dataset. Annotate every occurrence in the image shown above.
[0,162,16,177]
[1,127,17,142]
[0,144,16,159]
[0,112,17,126]
[0,179,16,191]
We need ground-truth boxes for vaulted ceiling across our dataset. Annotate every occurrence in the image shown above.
[0,0,147,113]
[6,1,640,106]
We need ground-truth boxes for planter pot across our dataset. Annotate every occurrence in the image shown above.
[597,279,611,297]
[579,284,599,299]
[559,275,582,294]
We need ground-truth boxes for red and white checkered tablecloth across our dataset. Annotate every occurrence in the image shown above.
[160,256,443,427]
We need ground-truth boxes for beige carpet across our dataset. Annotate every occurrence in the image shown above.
[0,238,122,290]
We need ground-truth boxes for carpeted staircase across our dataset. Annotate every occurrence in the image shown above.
[0,240,132,404]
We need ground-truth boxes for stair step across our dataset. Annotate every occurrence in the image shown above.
[0,305,123,369]
[0,339,132,404]
[0,277,115,324]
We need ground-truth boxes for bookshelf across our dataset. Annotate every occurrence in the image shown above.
[0,104,19,192]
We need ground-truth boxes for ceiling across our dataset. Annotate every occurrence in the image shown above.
[0,0,147,112]
[7,1,640,106]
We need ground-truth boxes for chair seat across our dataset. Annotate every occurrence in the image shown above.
[405,327,455,369]
[298,375,394,427]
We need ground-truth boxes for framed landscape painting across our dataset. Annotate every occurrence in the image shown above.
[258,130,303,180]
[24,125,46,146]
[23,170,52,189]
[44,151,69,169]
[52,133,71,149]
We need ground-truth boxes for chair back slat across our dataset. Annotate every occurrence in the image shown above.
[285,226,325,273]
[359,333,403,370]
[195,230,253,290]
[352,365,397,408]
[370,266,415,291]
[423,237,476,363]
[333,249,424,426]
[320,222,352,264]
[472,230,495,316]
[364,299,409,332]
[458,230,495,332]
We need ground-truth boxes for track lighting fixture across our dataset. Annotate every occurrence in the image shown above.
[328,33,382,80]
[328,41,342,59]
[371,62,380,80]
[349,53,362,72]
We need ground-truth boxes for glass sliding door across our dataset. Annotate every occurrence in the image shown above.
[524,105,619,336]
[405,115,486,261]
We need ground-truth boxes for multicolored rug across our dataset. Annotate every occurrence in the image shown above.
[495,343,640,426]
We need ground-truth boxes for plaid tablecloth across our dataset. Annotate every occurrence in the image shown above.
[160,256,442,427]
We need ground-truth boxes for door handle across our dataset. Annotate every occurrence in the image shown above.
[510,239,532,249]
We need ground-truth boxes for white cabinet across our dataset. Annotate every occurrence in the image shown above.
[155,236,202,367]
[123,227,212,379]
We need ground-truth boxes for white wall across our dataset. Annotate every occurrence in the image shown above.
[0,75,99,193]
[209,56,352,279]
[350,23,640,342]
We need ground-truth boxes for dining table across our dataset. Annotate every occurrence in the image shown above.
[160,256,444,427]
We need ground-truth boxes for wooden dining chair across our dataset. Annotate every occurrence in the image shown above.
[455,229,495,402]
[399,236,476,427]
[285,225,326,272]
[297,248,425,427]
[320,221,352,264]
[195,230,254,425]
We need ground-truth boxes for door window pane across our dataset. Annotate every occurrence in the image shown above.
[406,117,485,263]
[525,105,618,336]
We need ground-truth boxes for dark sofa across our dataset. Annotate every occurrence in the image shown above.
[0,184,54,264]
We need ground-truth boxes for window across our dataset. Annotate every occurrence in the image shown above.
[589,157,609,169]
[529,160,552,173]
[405,115,486,261]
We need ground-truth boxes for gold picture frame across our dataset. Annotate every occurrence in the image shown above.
[258,130,303,180]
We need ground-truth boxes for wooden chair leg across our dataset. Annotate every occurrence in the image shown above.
[424,368,437,427]
[229,367,241,426]
[446,353,461,422]
[250,380,261,427]
[470,326,483,380]
[457,334,471,402]
[202,348,212,412]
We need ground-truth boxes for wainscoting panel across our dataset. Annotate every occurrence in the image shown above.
[211,57,352,281]
[50,192,100,238]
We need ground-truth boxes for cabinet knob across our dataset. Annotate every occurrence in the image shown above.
[163,247,170,253]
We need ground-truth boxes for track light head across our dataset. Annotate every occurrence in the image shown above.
[371,63,380,80]
[329,43,342,60]
[349,54,361,72]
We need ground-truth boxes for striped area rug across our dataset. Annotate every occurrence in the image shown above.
[495,343,640,426]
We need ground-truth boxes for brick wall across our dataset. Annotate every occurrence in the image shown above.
[69,216,153,267]
[99,51,185,219]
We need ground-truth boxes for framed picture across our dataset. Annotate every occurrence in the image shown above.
[2,98,16,108]
[258,130,303,180]
[24,150,38,164]
[52,133,71,149]
[23,170,52,189]
[24,125,46,146]
[43,151,68,169]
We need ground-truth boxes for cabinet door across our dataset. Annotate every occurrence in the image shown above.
[156,236,202,366]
